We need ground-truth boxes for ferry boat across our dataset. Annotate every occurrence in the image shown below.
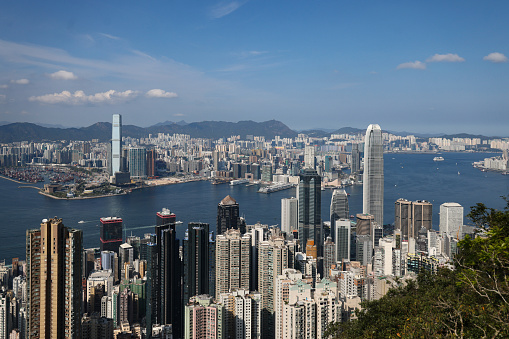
[433,156,444,162]
[258,182,295,193]
[230,178,249,186]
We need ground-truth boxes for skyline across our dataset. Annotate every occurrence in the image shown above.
[1,1,508,135]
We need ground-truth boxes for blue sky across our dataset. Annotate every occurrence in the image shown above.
[0,1,508,135]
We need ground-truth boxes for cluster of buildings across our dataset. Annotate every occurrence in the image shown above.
[0,121,479,339]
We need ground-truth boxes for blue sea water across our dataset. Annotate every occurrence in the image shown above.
[0,152,507,261]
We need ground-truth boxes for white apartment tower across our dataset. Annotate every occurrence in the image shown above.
[440,202,464,239]
[281,197,298,234]
[363,124,384,226]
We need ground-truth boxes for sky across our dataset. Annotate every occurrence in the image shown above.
[0,0,508,135]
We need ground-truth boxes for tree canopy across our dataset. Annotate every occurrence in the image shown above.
[326,199,509,338]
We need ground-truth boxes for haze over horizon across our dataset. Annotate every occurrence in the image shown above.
[1,1,508,135]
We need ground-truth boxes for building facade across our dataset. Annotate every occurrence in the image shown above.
[363,124,384,226]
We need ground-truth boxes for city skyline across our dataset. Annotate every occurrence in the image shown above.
[1,1,508,135]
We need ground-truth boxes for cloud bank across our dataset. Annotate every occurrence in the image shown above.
[29,89,138,105]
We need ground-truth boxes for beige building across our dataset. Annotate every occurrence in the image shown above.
[27,217,82,339]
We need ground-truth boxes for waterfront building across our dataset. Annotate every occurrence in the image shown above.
[217,195,243,235]
[219,289,262,339]
[184,295,224,339]
[146,149,156,177]
[439,202,464,240]
[100,217,123,254]
[281,197,298,234]
[215,229,251,299]
[183,223,213,304]
[330,189,349,241]
[363,124,384,226]
[26,217,82,339]
[395,199,433,240]
[128,147,147,179]
[111,114,123,175]
[298,168,322,253]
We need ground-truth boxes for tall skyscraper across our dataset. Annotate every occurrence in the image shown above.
[111,114,122,175]
[298,168,322,252]
[100,217,123,254]
[330,189,349,241]
[217,195,241,235]
[334,219,351,262]
[395,199,432,239]
[440,202,464,239]
[183,223,212,304]
[304,145,316,169]
[281,197,298,234]
[146,149,156,177]
[0,290,10,339]
[155,209,182,338]
[26,217,82,339]
[351,143,361,174]
[363,124,384,226]
[128,147,147,178]
[215,229,251,298]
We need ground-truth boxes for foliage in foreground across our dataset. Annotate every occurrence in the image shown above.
[326,199,509,338]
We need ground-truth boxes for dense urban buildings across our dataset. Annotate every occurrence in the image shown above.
[363,124,384,226]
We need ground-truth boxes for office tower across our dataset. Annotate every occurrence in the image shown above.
[219,289,262,339]
[0,290,10,339]
[351,143,361,174]
[304,145,316,169]
[183,223,212,304]
[249,224,268,292]
[145,242,158,336]
[128,147,147,178]
[155,210,182,336]
[217,195,241,235]
[100,217,123,254]
[330,189,349,241]
[119,244,133,273]
[298,168,322,252]
[395,199,432,239]
[258,233,296,338]
[111,114,122,175]
[372,223,383,248]
[281,197,298,234]
[323,237,335,278]
[363,124,384,226]
[101,250,115,271]
[184,295,224,339]
[83,249,95,278]
[215,229,251,298]
[334,219,351,262]
[146,149,156,177]
[440,202,464,239]
[212,151,219,171]
[261,164,273,182]
[356,213,374,236]
[356,235,373,266]
[26,217,82,339]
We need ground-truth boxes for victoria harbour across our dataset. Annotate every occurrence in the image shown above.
[1,152,507,262]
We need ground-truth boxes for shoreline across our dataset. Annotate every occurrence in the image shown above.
[0,175,38,185]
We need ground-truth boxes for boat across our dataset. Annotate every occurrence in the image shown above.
[433,156,444,161]
[230,179,249,186]
[78,220,85,224]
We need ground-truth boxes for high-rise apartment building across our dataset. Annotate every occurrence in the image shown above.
[111,114,122,175]
[281,197,298,234]
[298,168,322,252]
[100,217,123,254]
[0,290,10,339]
[439,202,464,239]
[330,189,349,241]
[217,195,241,235]
[215,229,251,299]
[304,145,316,169]
[395,199,432,239]
[219,289,262,339]
[128,147,147,178]
[363,124,384,226]
[184,295,225,339]
[26,217,82,339]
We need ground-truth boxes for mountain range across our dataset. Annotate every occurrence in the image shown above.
[0,120,502,143]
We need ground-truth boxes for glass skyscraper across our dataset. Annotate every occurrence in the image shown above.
[298,168,322,252]
[111,114,122,175]
[362,124,384,226]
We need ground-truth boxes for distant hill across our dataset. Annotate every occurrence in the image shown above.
[0,119,297,142]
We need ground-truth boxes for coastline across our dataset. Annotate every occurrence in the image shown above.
[0,174,37,185]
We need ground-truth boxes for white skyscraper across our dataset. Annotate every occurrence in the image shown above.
[363,124,384,226]
[304,145,316,169]
[281,197,298,234]
[111,114,122,175]
[439,202,464,239]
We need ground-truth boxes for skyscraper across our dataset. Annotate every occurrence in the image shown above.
[215,229,251,298]
[100,217,123,254]
[111,114,122,175]
[330,189,349,241]
[298,168,322,252]
[304,145,316,169]
[440,202,464,239]
[395,199,432,239]
[363,124,384,226]
[351,143,361,174]
[146,149,156,177]
[26,217,82,338]
[128,147,147,178]
[183,223,212,304]
[217,195,241,235]
[281,197,298,234]
[334,219,351,262]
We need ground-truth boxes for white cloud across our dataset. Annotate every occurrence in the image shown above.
[426,53,465,63]
[483,52,508,63]
[209,1,244,19]
[10,78,29,85]
[29,89,138,105]
[396,61,426,70]
[99,33,121,40]
[146,89,178,98]
[49,70,77,80]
